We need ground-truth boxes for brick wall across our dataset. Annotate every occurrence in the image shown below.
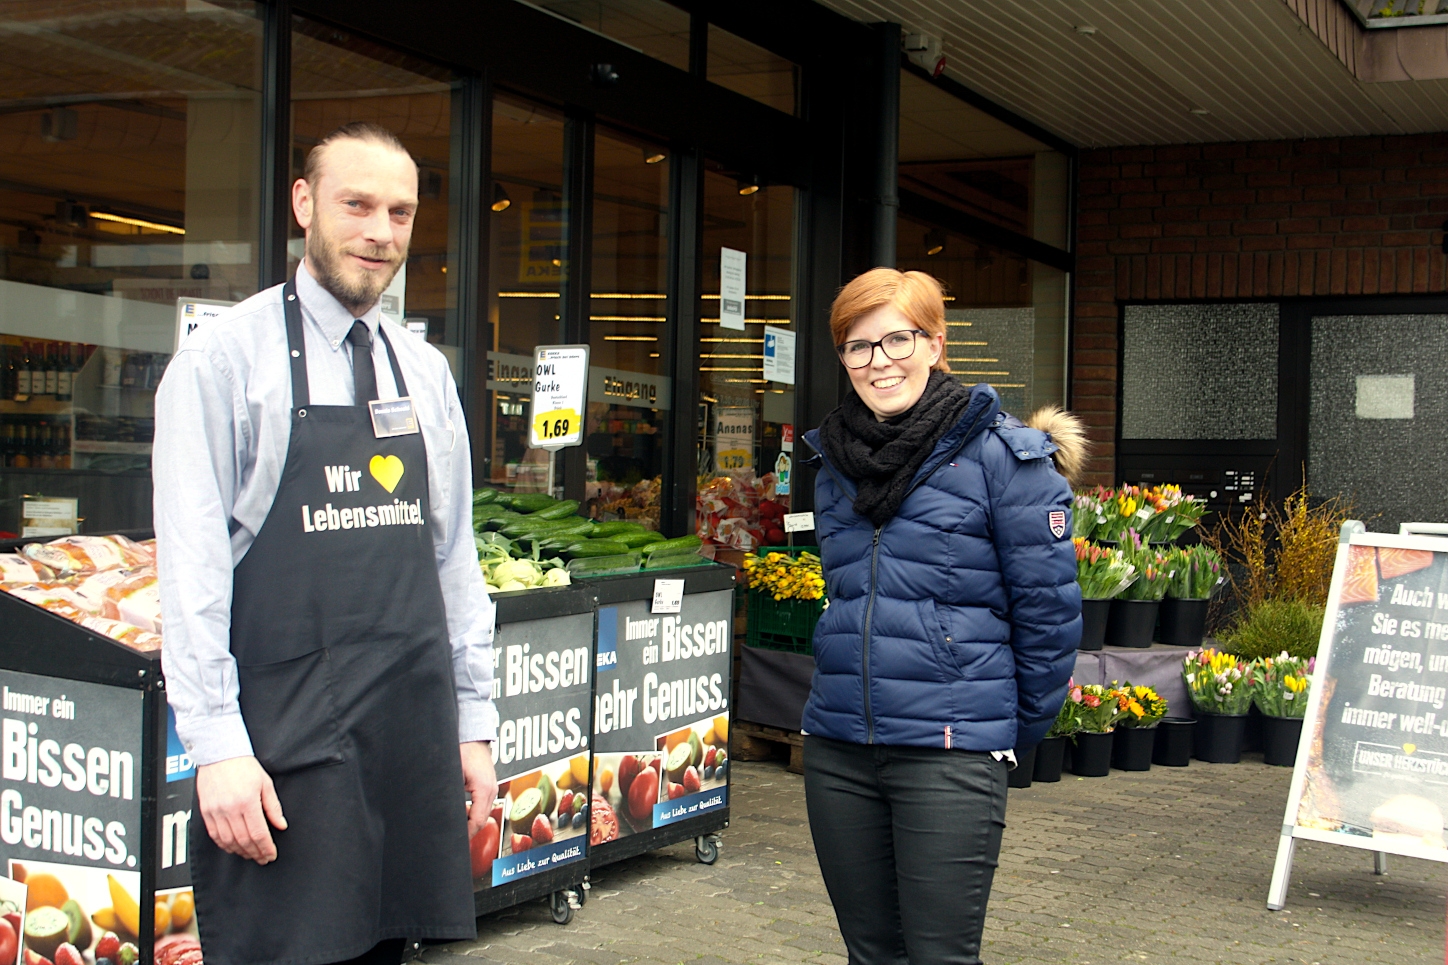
[1072,134,1448,484]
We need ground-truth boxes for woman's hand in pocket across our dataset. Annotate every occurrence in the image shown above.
[197,755,289,864]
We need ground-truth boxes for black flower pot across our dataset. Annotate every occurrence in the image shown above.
[1032,736,1066,783]
[1111,726,1156,771]
[1193,712,1248,763]
[1244,702,1264,753]
[1007,744,1038,788]
[1158,597,1209,647]
[1152,717,1196,767]
[1079,598,1110,650]
[1106,599,1160,649]
[1070,731,1114,777]
[1261,714,1305,767]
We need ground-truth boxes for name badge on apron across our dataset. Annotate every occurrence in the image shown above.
[369,397,420,438]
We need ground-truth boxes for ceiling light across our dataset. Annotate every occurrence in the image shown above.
[1190,107,1210,115]
[925,228,947,257]
[491,183,512,212]
[644,150,667,164]
[738,177,760,196]
[551,258,562,267]
[1074,25,1097,35]
[603,335,658,341]
[90,211,185,235]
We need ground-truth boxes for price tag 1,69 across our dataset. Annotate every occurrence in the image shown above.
[528,344,590,450]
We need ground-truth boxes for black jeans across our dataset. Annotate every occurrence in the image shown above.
[804,735,1008,965]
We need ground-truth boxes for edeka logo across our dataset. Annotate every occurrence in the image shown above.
[300,498,424,534]
[369,454,405,493]
[596,607,618,673]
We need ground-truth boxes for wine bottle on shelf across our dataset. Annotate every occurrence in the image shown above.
[15,342,32,399]
[56,344,73,402]
[43,343,58,397]
[56,419,71,469]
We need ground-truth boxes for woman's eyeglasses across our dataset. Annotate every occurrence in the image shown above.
[836,330,928,369]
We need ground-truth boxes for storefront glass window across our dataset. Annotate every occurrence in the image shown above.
[529,0,692,73]
[290,17,463,374]
[897,214,1067,418]
[584,128,671,529]
[707,26,800,116]
[695,168,794,550]
[485,94,567,494]
[0,0,264,536]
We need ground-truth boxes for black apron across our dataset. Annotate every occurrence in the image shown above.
[190,281,476,965]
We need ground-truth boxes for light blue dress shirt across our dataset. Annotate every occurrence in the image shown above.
[153,261,497,767]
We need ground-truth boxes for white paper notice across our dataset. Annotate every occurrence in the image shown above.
[529,344,590,450]
[651,578,685,614]
[762,326,796,385]
[783,511,815,533]
[174,297,233,354]
[719,247,747,331]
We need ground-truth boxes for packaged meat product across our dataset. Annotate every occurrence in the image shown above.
[3,582,93,616]
[73,565,154,615]
[21,534,151,576]
[78,616,163,653]
[102,567,162,633]
[0,553,54,584]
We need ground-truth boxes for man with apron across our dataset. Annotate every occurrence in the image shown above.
[154,122,497,964]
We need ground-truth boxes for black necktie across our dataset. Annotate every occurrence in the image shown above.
[348,320,376,404]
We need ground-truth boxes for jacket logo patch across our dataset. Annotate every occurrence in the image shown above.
[1048,510,1067,539]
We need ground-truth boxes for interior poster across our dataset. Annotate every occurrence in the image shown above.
[589,589,733,851]
[1271,526,1448,906]
[479,610,593,890]
[0,670,150,958]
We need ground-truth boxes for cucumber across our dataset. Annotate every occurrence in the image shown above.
[472,503,509,519]
[644,550,708,570]
[589,521,647,539]
[532,499,580,520]
[639,534,703,556]
[566,553,642,578]
[500,517,572,539]
[509,493,559,514]
[480,512,524,530]
[616,530,667,549]
[472,488,499,506]
[562,539,632,559]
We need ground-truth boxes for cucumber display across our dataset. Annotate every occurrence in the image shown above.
[566,553,642,578]
[644,550,709,570]
[588,521,647,539]
[509,493,559,514]
[532,499,580,520]
[616,530,667,549]
[562,539,632,559]
[639,534,703,556]
[471,488,499,506]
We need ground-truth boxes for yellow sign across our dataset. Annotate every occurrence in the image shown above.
[532,407,580,445]
[715,449,750,471]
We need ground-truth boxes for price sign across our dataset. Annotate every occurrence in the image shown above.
[713,407,754,473]
[528,344,589,450]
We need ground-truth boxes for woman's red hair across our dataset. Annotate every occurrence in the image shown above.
[829,268,950,373]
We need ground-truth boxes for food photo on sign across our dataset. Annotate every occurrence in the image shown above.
[1296,542,1448,853]
[478,752,590,889]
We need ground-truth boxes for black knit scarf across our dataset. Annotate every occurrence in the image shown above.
[818,371,980,527]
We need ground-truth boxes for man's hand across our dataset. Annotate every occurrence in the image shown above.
[196,756,288,864]
[460,741,497,839]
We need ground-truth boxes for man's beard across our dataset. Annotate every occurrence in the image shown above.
[306,219,406,313]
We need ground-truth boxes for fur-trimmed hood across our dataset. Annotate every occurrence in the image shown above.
[1025,405,1089,487]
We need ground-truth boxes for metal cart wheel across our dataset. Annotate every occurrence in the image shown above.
[549,889,574,925]
[695,834,720,865]
[573,881,589,907]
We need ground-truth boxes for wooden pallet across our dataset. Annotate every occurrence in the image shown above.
[731,720,803,774]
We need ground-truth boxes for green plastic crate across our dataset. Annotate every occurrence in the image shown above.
[745,546,824,656]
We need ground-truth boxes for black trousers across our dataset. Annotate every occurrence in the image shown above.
[330,939,406,965]
[804,735,1008,965]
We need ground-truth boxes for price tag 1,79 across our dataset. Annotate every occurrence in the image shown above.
[529,344,590,450]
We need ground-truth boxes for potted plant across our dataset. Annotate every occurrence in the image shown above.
[1034,683,1080,783]
[1109,681,1168,771]
[1069,683,1121,777]
[1074,538,1136,650]
[1183,648,1252,762]
[1159,544,1223,647]
[1247,653,1314,766]
[1134,484,1208,545]
[1107,534,1170,648]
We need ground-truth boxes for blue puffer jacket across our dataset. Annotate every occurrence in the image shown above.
[801,384,1082,751]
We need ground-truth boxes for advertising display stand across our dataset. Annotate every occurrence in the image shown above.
[472,584,596,925]
[0,587,171,964]
[586,564,735,868]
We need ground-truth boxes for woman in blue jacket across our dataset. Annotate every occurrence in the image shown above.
[803,268,1084,965]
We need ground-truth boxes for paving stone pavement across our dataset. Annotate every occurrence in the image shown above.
[427,757,1447,965]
